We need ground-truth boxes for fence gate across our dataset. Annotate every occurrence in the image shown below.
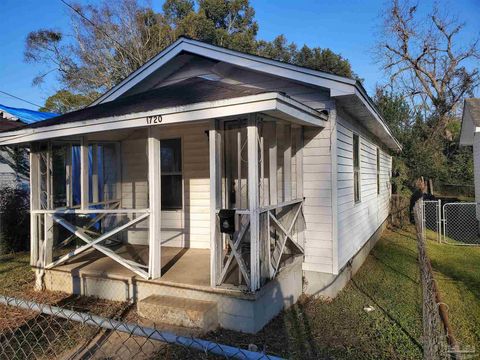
[422,200,480,245]
[443,202,480,245]
[422,200,441,243]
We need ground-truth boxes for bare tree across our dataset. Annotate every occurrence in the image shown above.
[377,0,480,133]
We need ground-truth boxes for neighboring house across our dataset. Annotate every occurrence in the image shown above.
[0,104,57,189]
[0,38,400,333]
[460,98,480,217]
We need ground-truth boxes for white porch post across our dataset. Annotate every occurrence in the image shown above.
[148,127,162,279]
[29,143,40,267]
[91,144,99,203]
[209,119,222,287]
[283,124,292,201]
[247,114,260,291]
[80,137,89,210]
[267,121,277,205]
[65,144,73,207]
[44,143,53,265]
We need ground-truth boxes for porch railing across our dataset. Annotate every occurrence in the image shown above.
[31,200,151,280]
[216,199,305,291]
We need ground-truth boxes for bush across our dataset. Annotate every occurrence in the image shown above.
[0,186,30,254]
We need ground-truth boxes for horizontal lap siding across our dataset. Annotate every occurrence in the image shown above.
[302,123,333,273]
[121,122,210,248]
[336,113,392,269]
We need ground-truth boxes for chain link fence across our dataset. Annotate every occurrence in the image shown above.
[413,201,453,359]
[443,202,480,245]
[0,295,282,360]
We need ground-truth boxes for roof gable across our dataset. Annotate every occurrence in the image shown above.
[90,37,400,151]
[460,98,480,146]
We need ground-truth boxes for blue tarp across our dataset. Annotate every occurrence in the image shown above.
[2,103,103,207]
[0,104,58,124]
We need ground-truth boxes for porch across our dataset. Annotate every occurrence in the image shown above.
[24,79,327,303]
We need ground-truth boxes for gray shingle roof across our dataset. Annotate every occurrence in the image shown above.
[21,77,267,130]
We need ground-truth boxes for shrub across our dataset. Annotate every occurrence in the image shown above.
[0,186,30,254]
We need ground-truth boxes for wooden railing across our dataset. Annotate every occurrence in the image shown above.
[31,200,151,279]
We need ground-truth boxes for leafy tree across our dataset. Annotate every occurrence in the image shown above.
[0,186,30,253]
[40,90,98,114]
[25,0,358,96]
[376,0,479,134]
[257,35,356,79]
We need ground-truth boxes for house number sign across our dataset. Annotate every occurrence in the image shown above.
[146,115,163,125]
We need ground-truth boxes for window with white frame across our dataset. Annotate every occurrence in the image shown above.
[161,138,182,209]
[353,134,360,203]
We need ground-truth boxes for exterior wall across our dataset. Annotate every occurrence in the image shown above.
[336,109,392,270]
[121,122,211,248]
[302,120,335,273]
[473,133,480,219]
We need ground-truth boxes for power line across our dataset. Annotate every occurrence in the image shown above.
[0,90,42,108]
[58,0,137,60]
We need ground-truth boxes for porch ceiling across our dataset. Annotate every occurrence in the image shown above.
[0,78,327,145]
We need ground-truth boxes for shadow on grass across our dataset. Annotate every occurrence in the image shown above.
[351,278,424,354]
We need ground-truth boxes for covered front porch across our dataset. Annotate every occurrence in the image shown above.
[19,80,327,296]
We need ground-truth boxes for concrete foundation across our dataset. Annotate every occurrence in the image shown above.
[41,221,386,333]
[138,295,218,331]
[303,220,387,298]
[42,247,303,334]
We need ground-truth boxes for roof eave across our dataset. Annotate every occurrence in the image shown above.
[0,92,326,146]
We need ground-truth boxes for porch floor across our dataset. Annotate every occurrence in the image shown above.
[53,245,211,287]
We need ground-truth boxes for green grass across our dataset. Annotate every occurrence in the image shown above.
[424,231,480,353]
[1,228,478,359]
[207,227,424,359]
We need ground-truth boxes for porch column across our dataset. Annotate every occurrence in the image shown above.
[44,143,53,265]
[247,114,261,291]
[80,136,89,210]
[148,127,162,279]
[283,124,292,201]
[267,121,278,205]
[65,144,73,207]
[29,143,40,267]
[91,144,99,203]
[209,119,222,287]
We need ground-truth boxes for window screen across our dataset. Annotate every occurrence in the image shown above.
[353,134,360,203]
[161,139,182,209]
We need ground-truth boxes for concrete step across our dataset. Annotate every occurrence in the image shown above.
[137,295,218,331]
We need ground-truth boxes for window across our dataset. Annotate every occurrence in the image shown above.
[353,134,360,203]
[161,139,182,209]
[377,148,381,195]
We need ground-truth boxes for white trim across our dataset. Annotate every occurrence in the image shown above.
[0,93,326,146]
[148,128,162,279]
[80,137,89,210]
[247,114,260,291]
[90,37,399,151]
[330,106,339,275]
[93,38,356,106]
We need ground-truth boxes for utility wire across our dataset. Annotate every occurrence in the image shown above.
[0,90,42,108]
[58,0,137,60]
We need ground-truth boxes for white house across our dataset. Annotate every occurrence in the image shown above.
[0,38,400,333]
[460,98,480,217]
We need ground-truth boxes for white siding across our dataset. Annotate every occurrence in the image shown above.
[473,133,480,219]
[336,110,392,269]
[302,120,334,273]
[121,122,211,248]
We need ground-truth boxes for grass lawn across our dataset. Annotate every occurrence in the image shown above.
[206,227,424,359]
[1,225,478,359]
[424,230,480,354]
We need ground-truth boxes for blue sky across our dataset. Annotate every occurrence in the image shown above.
[0,0,478,110]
